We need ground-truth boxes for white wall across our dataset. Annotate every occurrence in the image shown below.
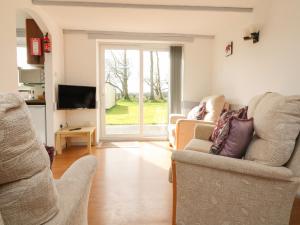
[64,33,214,138]
[183,38,213,102]
[64,33,98,129]
[0,0,66,146]
[212,0,300,105]
[0,1,18,92]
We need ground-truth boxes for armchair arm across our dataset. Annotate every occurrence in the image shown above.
[169,114,186,124]
[194,123,215,140]
[175,119,215,150]
[172,150,294,181]
[172,151,300,225]
[0,213,4,225]
[45,156,97,225]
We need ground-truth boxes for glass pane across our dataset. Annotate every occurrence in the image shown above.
[104,49,140,135]
[143,51,170,136]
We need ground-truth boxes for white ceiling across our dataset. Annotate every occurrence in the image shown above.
[36,0,256,36]
[38,0,257,8]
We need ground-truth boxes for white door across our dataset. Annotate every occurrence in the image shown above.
[99,45,170,140]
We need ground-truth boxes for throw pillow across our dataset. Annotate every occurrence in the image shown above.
[187,102,207,120]
[197,102,207,120]
[219,117,254,158]
[210,107,248,155]
[210,106,248,142]
[187,105,200,120]
[45,145,55,168]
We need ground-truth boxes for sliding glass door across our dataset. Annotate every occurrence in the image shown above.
[143,50,170,136]
[100,45,170,139]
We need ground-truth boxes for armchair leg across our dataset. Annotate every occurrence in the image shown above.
[172,160,177,225]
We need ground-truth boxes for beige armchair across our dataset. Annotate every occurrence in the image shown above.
[0,93,97,225]
[171,146,300,225]
[171,93,300,225]
[168,95,228,150]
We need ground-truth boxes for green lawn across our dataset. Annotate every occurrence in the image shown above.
[106,100,168,125]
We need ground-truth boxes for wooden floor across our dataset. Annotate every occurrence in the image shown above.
[52,141,300,225]
[52,142,173,225]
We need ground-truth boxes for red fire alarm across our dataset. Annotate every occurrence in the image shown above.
[30,38,42,56]
[43,33,51,53]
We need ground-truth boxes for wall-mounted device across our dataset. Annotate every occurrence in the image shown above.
[57,84,96,110]
[19,68,45,84]
[30,38,42,56]
[243,32,260,44]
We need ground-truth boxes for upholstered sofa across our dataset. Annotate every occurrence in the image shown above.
[0,93,97,225]
[168,95,228,150]
[171,92,300,225]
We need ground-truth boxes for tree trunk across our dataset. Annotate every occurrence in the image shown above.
[123,50,130,100]
[149,51,155,101]
[155,51,164,100]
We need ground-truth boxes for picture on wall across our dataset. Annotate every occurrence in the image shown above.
[225,41,233,57]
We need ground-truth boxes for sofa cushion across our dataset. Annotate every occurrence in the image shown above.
[210,107,248,154]
[202,95,225,122]
[184,139,212,153]
[245,93,300,166]
[220,117,254,158]
[0,93,59,225]
[286,135,300,177]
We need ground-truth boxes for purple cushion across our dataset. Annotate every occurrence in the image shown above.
[210,106,248,142]
[210,107,248,154]
[44,145,55,168]
[220,117,254,158]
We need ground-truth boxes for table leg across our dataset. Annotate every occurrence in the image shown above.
[56,134,62,155]
[66,137,72,149]
[92,130,96,146]
[88,133,92,154]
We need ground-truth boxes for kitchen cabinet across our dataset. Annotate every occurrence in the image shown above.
[27,104,47,144]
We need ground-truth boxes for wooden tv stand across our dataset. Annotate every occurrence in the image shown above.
[55,127,96,154]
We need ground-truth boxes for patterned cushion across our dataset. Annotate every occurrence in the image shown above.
[187,106,200,120]
[187,102,207,120]
[210,106,248,142]
[197,102,207,120]
[210,107,248,155]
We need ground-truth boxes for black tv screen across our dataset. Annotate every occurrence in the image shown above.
[57,85,96,109]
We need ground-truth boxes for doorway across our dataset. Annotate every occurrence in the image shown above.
[99,45,170,139]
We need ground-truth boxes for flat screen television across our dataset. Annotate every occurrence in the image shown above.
[57,84,96,109]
